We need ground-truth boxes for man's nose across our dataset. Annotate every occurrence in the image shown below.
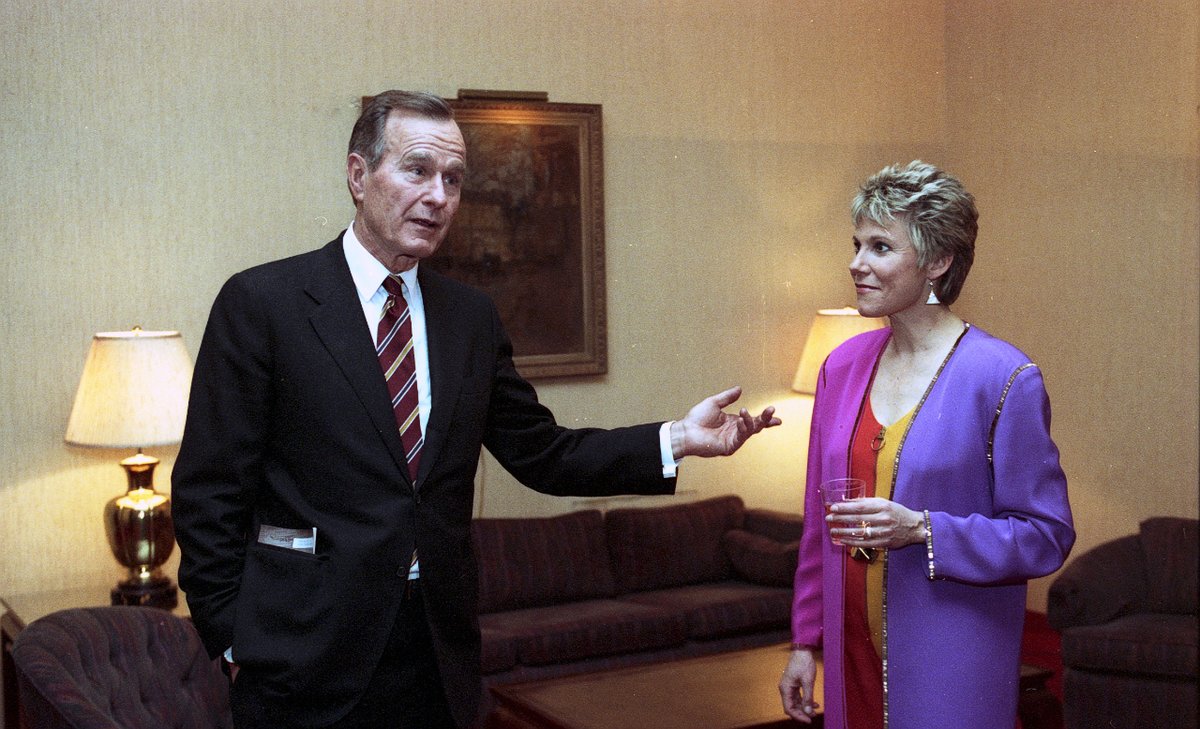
[425,176,449,205]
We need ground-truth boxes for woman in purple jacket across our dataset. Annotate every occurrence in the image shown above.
[779,161,1074,729]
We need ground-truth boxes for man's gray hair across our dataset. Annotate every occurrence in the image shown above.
[349,90,455,171]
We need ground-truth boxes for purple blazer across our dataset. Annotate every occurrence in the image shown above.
[791,325,1074,729]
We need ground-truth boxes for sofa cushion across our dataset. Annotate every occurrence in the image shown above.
[606,495,745,593]
[723,529,798,587]
[1139,517,1198,614]
[1062,666,1198,729]
[743,508,804,543]
[473,510,615,613]
[479,625,519,674]
[1061,613,1198,679]
[622,581,792,639]
[478,599,688,667]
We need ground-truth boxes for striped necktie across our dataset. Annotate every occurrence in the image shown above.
[377,275,422,481]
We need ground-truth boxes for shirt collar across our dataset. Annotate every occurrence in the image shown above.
[342,222,419,302]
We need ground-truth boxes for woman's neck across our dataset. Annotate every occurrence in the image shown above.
[886,306,965,357]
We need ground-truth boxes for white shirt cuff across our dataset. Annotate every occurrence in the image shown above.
[659,421,682,478]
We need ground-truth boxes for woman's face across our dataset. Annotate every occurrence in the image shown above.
[849,218,933,319]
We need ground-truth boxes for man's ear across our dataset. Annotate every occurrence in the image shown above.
[346,153,367,205]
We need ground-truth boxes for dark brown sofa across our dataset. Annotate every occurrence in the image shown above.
[1047,516,1199,729]
[473,495,801,694]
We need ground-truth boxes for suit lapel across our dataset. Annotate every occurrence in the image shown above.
[416,267,469,484]
[305,238,412,480]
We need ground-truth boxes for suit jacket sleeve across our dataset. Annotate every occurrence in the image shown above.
[172,272,271,657]
[477,302,670,496]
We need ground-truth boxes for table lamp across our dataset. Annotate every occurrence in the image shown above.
[792,307,885,394]
[65,327,193,609]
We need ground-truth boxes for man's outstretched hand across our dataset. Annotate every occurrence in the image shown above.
[670,386,782,459]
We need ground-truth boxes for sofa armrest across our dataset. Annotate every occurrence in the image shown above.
[1047,533,1148,630]
[743,508,803,543]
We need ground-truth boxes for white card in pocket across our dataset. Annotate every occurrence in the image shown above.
[257,525,317,554]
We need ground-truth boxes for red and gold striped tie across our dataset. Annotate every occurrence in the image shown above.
[377,275,422,481]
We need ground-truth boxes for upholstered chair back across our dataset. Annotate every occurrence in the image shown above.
[11,606,231,729]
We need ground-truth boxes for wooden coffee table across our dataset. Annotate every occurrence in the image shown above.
[487,644,822,729]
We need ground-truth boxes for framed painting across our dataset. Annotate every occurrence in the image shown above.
[435,91,607,379]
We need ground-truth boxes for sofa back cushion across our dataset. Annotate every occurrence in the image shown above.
[742,508,804,544]
[1140,517,1199,614]
[606,495,745,593]
[1046,534,1148,629]
[723,529,799,587]
[473,510,615,613]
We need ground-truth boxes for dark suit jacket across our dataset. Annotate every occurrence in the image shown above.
[172,236,674,727]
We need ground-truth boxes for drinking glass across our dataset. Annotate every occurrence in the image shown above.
[820,477,865,546]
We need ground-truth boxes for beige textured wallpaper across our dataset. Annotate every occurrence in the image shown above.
[1,0,1195,621]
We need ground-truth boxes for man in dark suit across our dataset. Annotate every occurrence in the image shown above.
[173,90,780,729]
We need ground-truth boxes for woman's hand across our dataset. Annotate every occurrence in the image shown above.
[779,647,819,723]
[827,496,926,549]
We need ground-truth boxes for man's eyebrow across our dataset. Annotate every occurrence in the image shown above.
[399,150,435,164]
[398,149,465,173]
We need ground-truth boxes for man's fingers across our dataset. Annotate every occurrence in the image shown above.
[708,385,742,410]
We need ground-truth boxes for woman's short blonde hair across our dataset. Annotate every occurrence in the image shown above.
[851,161,978,305]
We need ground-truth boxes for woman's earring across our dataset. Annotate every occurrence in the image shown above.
[926,280,941,305]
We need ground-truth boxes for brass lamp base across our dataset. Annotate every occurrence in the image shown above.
[112,575,178,609]
[105,451,178,611]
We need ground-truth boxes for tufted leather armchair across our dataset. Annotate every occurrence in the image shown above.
[11,606,231,729]
[1047,517,1198,729]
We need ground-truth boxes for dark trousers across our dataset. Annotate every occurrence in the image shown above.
[231,581,457,729]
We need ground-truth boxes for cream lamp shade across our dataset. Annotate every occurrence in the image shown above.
[65,329,193,448]
[791,307,885,394]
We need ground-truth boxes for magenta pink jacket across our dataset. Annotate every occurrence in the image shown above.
[791,325,1074,729]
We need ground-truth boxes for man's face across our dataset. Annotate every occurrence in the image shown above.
[348,112,467,272]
